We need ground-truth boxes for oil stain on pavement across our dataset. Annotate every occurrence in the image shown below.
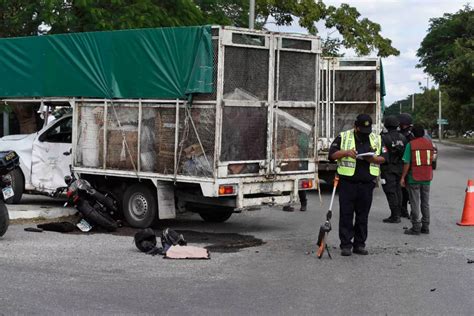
[112,226,265,253]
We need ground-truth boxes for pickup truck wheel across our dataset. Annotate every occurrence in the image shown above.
[198,208,233,223]
[123,184,157,228]
[6,168,24,204]
[0,201,9,237]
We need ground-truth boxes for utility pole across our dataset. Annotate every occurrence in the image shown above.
[438,87,442,141]
[426,77,430,90]
[249,0,255,29]
[2,112,8,136]
[399,101,402,114]
[412,94,415,112]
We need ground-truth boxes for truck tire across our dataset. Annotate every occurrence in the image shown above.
[77,199,118,232]
[122,183,157,228]
[0,201,10,237]
[6,168,24,204]
[432,161,437,170]
[198,208,233,223]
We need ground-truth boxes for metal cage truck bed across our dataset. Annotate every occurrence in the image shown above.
[0,25,321,227]
[317,57,385,183]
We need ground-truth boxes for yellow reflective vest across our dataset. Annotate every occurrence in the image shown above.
[337,129,382,177]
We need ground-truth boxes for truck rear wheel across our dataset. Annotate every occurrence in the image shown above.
[6,168,24,204]
[198,207,233,223]
[122,183,157,228]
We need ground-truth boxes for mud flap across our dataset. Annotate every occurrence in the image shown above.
[156,181,176,219]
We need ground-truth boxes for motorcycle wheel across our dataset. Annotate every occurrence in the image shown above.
[77,199,117,232]
[0,201,9,237]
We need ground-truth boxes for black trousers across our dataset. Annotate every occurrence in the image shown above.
[401,187,410,215]
[381,172,403,218]
[338,179,375,249]
[298,191,307,206]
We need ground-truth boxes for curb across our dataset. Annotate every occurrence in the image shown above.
[433,140,474,151]
[8,207,77,220]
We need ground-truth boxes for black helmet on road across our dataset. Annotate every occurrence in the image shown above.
[398,113,413,126]
[134,228,157,253]
[384,115,399,128]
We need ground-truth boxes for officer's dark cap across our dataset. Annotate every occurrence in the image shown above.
[384,115,399,128]
[398,113,413,126]
[355,114,373,134]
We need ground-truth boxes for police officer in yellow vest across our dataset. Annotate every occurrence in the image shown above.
[329,114,388,256]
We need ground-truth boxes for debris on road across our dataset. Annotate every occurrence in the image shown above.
[38,221,77,233]
[24,227,43,233]
[165,245,210,260]
[135,228,209,259]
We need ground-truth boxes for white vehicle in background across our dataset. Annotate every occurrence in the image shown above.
[0,114,72,203]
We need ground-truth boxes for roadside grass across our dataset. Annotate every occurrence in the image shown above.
[446,138,474,145]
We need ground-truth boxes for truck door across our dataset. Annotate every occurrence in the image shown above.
[217,29,320,177]
[218,30,273,177]
[317,58,381,165]
[30,116,72,192]
[272,35,320,174]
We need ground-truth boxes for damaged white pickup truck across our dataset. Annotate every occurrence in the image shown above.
[0,114,72,203]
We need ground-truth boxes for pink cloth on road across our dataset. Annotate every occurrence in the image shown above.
[165,245,210,259]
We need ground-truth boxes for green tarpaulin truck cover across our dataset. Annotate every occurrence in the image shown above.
[0,25,213,99]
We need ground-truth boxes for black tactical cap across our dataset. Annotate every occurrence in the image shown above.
[355,114,373,134]
[384,115,400,128]
[398,113,413,126]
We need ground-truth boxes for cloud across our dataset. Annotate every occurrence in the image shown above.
[265,0,467,105]
[400,49,418,61]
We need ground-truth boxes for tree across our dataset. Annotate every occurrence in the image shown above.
[50,0,205,34]
[196,0,399,57]
[385,88,440,133]
[417,5,474,133]
[1,0,400,134]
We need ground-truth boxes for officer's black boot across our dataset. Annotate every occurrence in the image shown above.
[383,216,401,223]
[400,209,410,218]
[404,223,421,235]
[421,225,429,234]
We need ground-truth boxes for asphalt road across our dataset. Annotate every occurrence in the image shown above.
[1,143,473,315]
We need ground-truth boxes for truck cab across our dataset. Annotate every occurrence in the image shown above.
[0,114,72,203]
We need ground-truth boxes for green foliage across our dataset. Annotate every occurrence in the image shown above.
[51,0,205,33]
[0,0,64,37]
[385,88,473,135]
[385,89,439,132]
[0,0,399,57]
[194,0,399,57]
[321,37,344,57]
[417,5,474,133]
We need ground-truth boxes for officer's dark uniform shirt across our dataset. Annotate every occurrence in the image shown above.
[381,129,406,174]
[328,132,388,183]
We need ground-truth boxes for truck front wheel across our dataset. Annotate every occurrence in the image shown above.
[6,168,24,204]
[122,183,157,228]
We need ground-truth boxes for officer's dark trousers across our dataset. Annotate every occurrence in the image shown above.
[381,172,402,218]
[298,191,307,206]
[338,179,375,249]
[401,187,410,215]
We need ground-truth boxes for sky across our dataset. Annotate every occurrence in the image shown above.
[265,0,469,107]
